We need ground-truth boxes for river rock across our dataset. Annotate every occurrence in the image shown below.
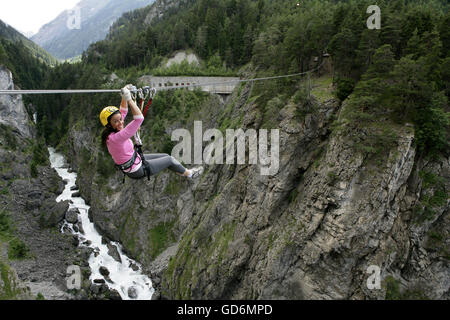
[65,208,79,224]
[82,240,92,246]
[99,266,110,277]
[127,287,138,299]
[107,243,122,263]
[62,224,72,233]
[76,220,84,234]
[70,185,78,191]
[71,191,81,197]
[93,278,106,284]
[129,262,139,272]
[109,289,122,300]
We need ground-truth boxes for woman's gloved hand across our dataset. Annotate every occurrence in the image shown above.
[120,85,132,101]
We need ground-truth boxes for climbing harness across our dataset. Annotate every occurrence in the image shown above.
[115,147,150,183]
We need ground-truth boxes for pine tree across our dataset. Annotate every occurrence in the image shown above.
[439,12,450,57]
[356,29,381,72]
[346,44,396,119]
[328,28,360,78]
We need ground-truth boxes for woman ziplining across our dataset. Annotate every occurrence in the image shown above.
[99,85,204,181]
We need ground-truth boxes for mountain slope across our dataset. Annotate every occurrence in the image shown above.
[0,20,58,66]
[31,0,154,60]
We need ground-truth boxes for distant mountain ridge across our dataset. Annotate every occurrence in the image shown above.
[0,19,58,66]
[31,0,154,60]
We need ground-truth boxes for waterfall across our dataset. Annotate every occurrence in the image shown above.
[48,147,154,300]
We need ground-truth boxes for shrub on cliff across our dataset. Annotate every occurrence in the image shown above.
[7,238,28,260]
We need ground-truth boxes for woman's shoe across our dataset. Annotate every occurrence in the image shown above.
[188,166,204,180]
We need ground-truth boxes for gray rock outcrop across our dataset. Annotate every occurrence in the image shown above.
[65,208,79,224]
[0,65,33,138]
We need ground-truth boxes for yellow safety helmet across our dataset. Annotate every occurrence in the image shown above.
[99,106,120,127]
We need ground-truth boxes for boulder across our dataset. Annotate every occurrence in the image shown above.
[76,221,84,234]
[108,289,122,300]
[107,243,122,263]
[81,240,92,247]
[127,287,138,299]
[93,278,105,284]
[129,262,139,272]
[99,266,110,277]
[65,208,79,224]
[39,200,69,227]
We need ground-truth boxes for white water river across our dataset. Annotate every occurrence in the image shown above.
[48,147,154,300]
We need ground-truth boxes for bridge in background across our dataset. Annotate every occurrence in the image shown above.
[138,76,241,95]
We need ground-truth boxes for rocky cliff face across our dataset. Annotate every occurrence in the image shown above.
[159,90,449,300]
[0,66,83,300]
[144,0,188,25]
[0,66,33,139]
[66,78,449,300]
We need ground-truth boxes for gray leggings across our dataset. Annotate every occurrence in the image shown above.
[125,153,186,179]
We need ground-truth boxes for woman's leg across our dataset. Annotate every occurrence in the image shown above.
[143,153,170,161]
[144,154,187,175]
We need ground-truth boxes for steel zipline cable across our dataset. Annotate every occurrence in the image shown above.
[0,60,325,95]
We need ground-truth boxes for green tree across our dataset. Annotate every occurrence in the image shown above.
[345,44,396,120]
[439,12,450,57]
[328,28,360,78]
[390,55,448,153]
[441,57,450,97]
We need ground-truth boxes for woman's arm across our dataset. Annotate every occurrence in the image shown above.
[127,98,143,118]
[120,96,128,118]
[121,85,143,118]
[110,86,144,142]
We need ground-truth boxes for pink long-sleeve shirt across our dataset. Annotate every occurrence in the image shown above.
[106,107,144,172]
